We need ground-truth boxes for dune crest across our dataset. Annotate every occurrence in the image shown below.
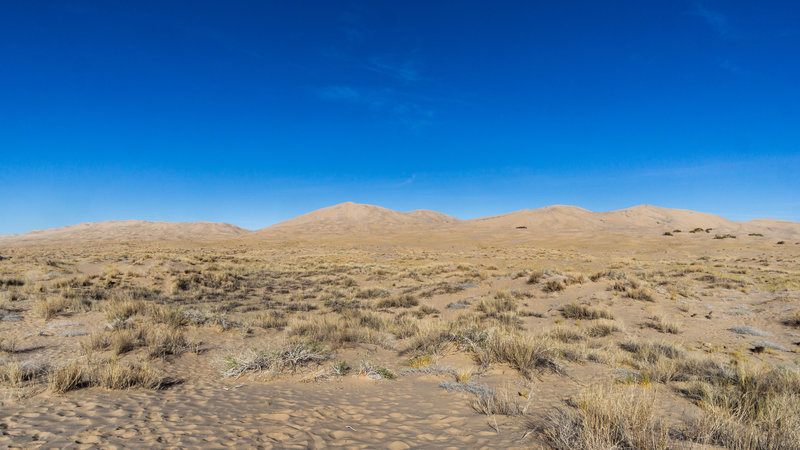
[2,202,798,244]
[257,202,460,235]
[0,220,249,244]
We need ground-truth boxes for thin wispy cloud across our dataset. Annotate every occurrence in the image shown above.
[691,4,731,37]
[317,85,434,129]
[719,58,747,76]
[365,57,421,83]
[397,174,416,186]
[318,85,362,102]
[315,8,438,129]
[338,10,365,43]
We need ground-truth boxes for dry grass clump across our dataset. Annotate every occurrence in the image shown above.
[0,335,19,353]
[343,308,388,329]
[104,297,146,322]
[287,311,393,349]
[403,316,496,359]
[0,278,25,287]
[560,303,613,320]
[111,326,147,355]
[331,360,350,376]
[696,273,749,290]
[171,270,241,294]
[148,304,188,328]
[82,332,112,354]
[49,359,164,393]
[566,273,588,285]
[477,291,517,316]
[620,340,684,363]
[82,323,192,358]
[549,327,585,343]
[322,297,361,313]
[612,279,655,302]
[0,360,51,387]
[402,320,455,356]
[487,311,523,331]
[539,385,671,449]
[222,340,333,378]
[93,359,163,390]
[144,324,193,358]
[355,288,390,299]
[0,292,10,311]
[455,367,473,384]
[646,314,682,334]
[624,287,655,302]
[587,319,623,337]
[1,361,23,386]
[686,365,800,449]
[529,270,587,289]
[783,311,800,328]
[527,269,555,284]
[252,311,288,330]
[48,361,87,393]
[33,295,72,320]
[414,304,440,318]
[408,354,433,369]
[472,386,529,416]
[392,314,420,339]
[475,293,522,330]
[288,316,352,347]
[543,279,567,292]
[487,334,563,379]
[182,310,239,331]
[618,339,735,385]
[418,281,464,298]
[376,294,419,308]
[589,269,627,282]
[357,360,396,380]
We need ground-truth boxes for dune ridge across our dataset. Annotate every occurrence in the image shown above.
[2,202,798,244]
[0,220,249,244]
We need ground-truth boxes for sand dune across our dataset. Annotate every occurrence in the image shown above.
[465,205,602,231]
[467,205,735,232]
[253,202,460,236]
[2,202,798,244]
[744,218,800,238]
[0,220,249,244]
[256,202,799,239]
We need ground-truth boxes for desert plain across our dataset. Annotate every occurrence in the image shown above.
[1,202,799,449]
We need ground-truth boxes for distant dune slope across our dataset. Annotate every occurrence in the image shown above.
[464,204,799,238]
[465,205,736,231]
[0,220,250,244]
[465,205,602,231]
[254,202,460,235]
[2,203,798,244]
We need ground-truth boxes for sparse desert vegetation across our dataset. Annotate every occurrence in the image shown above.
[4,0,800,446]
[1,214,799,447]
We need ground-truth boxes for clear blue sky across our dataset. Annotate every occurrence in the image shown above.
[2,1,799,234]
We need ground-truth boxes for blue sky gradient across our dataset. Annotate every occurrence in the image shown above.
[1,1,799,234]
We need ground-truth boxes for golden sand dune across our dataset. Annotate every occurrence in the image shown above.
[2,202,798,244]
[256,202,800,240]
[0,220,249,244]
[259,201,459,234]
[459,204,799,237]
